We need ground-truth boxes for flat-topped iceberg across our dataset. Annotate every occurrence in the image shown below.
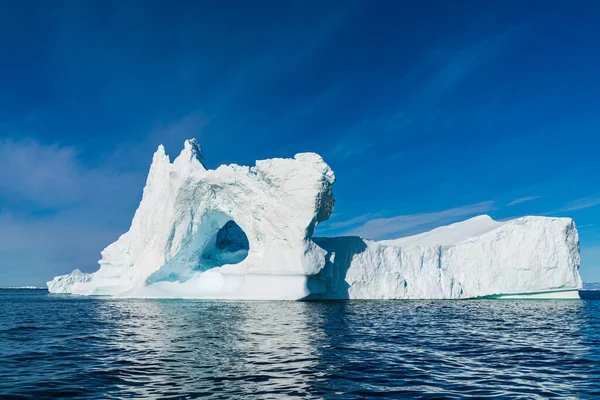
[48,140,582,299]
[313,215,581,300]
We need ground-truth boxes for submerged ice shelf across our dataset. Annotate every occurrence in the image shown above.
[48,139,583,300]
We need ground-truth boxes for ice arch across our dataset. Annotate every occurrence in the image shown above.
[47,139,336,296]
[147,211,250,284]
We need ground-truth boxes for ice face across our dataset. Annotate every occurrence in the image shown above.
[48,139,336,297]
[47,140,582,300]
[145,216,250,284]
[311,216,582,300]
[47,269,92,294]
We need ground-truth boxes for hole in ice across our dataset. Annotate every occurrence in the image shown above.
[199,220,249,268]
[146,214,250,285]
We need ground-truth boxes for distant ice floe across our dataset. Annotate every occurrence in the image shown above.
[0,286,46,290]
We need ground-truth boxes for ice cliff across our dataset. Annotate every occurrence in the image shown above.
[48,140,582,299]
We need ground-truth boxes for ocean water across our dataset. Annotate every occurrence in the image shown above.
[1,290,599,399]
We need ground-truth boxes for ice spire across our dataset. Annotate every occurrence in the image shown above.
[181,138,206,168]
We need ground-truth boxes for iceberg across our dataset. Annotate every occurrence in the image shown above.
[48,140,582,299]
[47,269,92,294]
[313,215,581,300]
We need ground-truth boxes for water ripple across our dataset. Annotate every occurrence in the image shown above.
[1,290,599,398]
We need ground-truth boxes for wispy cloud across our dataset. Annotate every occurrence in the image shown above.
[345,201,495,240]
[317,212,382,232]
[324,25,524,165]
[210,3,351,109]
[0,137,148,286]
[580,244,600,282]
[420,26,524,102]
[108,111,210,169]
[507,195,543,206]
[0,105,220,285]
[563,197,600,212]
[326,123,375,161]
[0,213,123,286]
[0,138,140,209]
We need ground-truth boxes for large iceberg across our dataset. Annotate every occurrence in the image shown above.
[48,140,582,299]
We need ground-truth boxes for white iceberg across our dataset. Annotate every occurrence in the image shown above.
[313,215,581,300]
[47,140,582,299]
[46,269,92,294]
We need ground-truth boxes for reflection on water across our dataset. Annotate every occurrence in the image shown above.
[1,290,600,398]
[95,300,325,397]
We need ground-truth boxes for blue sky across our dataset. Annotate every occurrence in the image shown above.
[1,0,600,286]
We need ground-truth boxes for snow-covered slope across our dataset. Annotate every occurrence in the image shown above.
[47,140,582,299]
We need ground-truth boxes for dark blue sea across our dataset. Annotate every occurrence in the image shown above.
[1,289,599,399]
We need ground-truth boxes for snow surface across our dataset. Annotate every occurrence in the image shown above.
[380,215,505,247]
[47,139,583,299]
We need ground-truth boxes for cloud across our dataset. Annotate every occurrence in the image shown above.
[0,138,140,209]
[0,213,122,286]
[580,244,600,282]
[327,127,374,161]
[0,139,83,207]
[345,201,495,240]
[562,197,600,212]
[0,138,147,286]
[107,111,210,169]
[507,195,543,206]
[422,26,522,100]
[317,212,382,232]
[204,3,351,110]
[0,108,211,286]
[322,25,524,165]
